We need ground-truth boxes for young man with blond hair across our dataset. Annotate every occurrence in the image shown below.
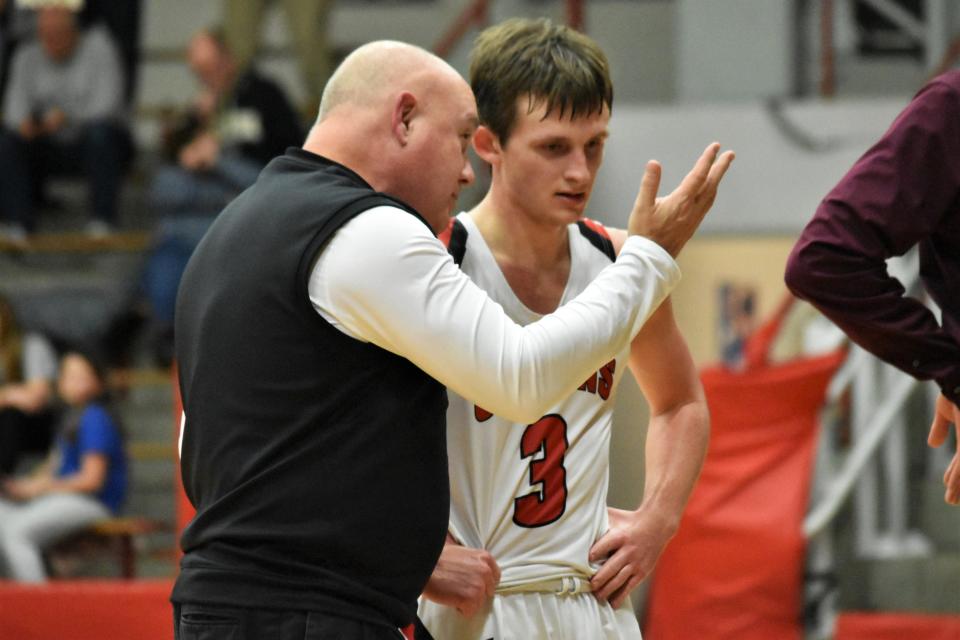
[418,19,733,639]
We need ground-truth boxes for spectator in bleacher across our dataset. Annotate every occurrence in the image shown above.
[223,0,334,120]
[0,349,127,582]
[0,294,59,477]
[181,26,303,172]
[0,3,131,242]
[141,26,302,365]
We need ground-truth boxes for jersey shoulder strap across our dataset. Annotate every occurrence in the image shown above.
[439,217,469,266]
[576,218,616,262]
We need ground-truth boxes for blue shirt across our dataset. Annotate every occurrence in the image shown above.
[56,404,128,514]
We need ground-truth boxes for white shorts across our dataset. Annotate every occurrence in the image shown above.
[417,591,641,640]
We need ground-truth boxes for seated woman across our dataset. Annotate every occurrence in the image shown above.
[0,294,58,476]
[0,349,127,582]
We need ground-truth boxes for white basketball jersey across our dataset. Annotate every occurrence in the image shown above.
[443,212,631,588]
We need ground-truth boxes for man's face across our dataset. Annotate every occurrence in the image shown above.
[38,8,78,62]
[400,76,478,233]
[489,98,609,228]
[188,34,228,92]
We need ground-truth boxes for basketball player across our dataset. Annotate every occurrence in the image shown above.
[418,19,731,639]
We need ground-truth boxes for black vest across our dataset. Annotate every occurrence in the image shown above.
[173,148,449,628]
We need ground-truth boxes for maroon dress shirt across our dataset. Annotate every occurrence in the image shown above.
[786,71,960,405]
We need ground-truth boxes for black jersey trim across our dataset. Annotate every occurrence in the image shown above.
[576,220,616,262]
[447,218,468,267]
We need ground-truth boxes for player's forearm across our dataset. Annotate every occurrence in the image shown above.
[637,401,710,534]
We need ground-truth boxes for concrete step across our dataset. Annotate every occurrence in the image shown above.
[918,478,960,553]
[120,408,173,438]
[0,243,147,349]
[116,368,176,527]
[117,397,175,442]
[840,553,960,614]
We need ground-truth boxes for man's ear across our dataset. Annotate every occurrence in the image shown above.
[472,125,501,165]
[391,91,417,146]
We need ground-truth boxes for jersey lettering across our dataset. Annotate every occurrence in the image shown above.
[597,359,616,400]
[474,405,493,422]
[578,372,598,394]
[513,414,568,528]
[577,359,616,399]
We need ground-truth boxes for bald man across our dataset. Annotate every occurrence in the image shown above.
[172,41,727,639]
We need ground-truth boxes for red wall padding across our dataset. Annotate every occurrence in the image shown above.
[644,297,844,640]
[836,612,960,639]
[0,580,174,640]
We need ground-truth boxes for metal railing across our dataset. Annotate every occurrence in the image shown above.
[801,256,944,639]
[803,349,921,541]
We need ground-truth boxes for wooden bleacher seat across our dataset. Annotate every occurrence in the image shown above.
[48,516,167,580]
[0,230,151,254]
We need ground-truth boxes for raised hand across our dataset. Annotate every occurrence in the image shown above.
[628,142,735,257]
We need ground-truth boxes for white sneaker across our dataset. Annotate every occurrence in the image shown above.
[85,220,115,239]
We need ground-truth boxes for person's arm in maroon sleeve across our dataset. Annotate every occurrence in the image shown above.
[785,74,960,505]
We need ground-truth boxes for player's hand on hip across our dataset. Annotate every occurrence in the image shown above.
[588,507,675,609]
[928,393,960,505]
[421,538,500,617]
[627,142,735,258]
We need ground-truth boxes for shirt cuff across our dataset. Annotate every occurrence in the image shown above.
[939,369,960,406]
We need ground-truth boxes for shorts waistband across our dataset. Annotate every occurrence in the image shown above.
[495,576,593,596]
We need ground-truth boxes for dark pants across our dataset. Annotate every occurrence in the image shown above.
[0,407,55,475]
[0,121,132,230]
[173,603,406,640]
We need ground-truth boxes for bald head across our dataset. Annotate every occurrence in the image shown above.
[305,40,477,232]
[317,41,462,122]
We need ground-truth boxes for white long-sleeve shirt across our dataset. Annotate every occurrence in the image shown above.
[308,206,680,424]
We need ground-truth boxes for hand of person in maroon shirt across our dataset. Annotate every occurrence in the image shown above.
[928,393,960,505]
[421,533,500,617]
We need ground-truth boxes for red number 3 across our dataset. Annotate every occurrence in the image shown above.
[513,414,568,528]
